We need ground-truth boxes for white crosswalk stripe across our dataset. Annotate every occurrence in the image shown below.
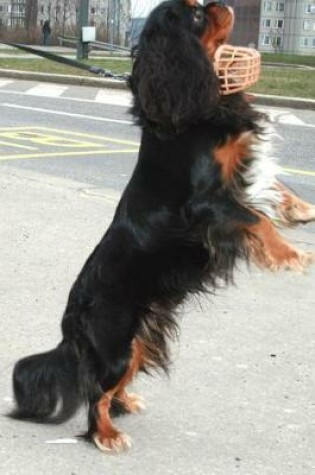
[0,80,313,128]
[95,89,132,107]
[259,107,306,126]
[0,79,13,88]
[25,84,68,97]
[275,114,305,126]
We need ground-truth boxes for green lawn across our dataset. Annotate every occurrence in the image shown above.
[250,67,315,99]
[0,57,132,76]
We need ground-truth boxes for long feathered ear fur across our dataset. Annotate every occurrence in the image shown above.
[129,1,220,133]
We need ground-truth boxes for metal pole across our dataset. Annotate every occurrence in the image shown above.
[62,0,66,36]
[10,0,13,27]
[116,0,121,44]
[109,0,114,51]
[76,0,89,60]
[109,0,120,50]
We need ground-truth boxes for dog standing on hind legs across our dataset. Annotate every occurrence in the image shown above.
[9,0,315,453]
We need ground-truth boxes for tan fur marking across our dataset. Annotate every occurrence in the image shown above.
[185,0,198,6]
[94,395,125,452]
[93,340,145,452]
[202,4,234,58]
[214,133,252,181]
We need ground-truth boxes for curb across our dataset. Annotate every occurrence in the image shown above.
[1,68,314,110]
[254,93,315,111]
[0,69,127,90]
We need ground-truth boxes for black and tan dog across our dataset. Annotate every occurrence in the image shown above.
[10,0,314,452]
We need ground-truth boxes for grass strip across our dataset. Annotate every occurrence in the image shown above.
[0,58,132,76]
[250,67,315,99]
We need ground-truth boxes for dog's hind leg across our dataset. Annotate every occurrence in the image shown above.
[89,340,144,453]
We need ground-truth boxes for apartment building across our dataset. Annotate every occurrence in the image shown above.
[0,1,25,27]
[259,0,315,54]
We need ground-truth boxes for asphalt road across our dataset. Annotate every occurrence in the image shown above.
[0,80,314,198]
[0,81,314,475]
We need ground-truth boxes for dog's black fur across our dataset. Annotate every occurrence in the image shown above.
[10,0,263,441]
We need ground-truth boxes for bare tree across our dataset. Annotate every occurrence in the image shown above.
[269,28,283,54]
[25,0,38,30]
[25,0,38,41]
[50,0,76,37]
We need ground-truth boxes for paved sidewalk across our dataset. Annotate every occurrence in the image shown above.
[0,44,129,57]
[1,67,314,109]
[0,164,314,475]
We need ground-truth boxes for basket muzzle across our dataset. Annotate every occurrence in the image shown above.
[214,45,261,95]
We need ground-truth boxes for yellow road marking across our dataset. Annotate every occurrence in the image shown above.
[284,167,315,177]
[0,126,140,159]
[0,127,313,179]
[0,126,140,147]
[0,149,138,161]
[0,139,37,151]
[0,131,104,148]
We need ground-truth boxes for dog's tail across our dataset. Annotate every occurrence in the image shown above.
[9,341,83,424]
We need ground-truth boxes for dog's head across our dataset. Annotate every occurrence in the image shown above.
[130,0,234,133]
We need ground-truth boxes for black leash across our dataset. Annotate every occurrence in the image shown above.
[1,42,130,81]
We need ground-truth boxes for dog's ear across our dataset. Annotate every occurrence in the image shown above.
[130,3,220,132]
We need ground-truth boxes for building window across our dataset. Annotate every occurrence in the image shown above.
[274,19,284,28]
[304,20,310,29]
[264,1,272,12]
[263,18,271,27]
[275,36,282,46]
[305,4,315,14]
[262,35,271,45]
[301,37,309,46]
[275,2,285,12]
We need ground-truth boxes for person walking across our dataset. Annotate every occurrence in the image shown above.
[42,20,51,46]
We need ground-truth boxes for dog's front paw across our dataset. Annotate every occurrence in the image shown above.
[267,247,315,272]
[247,215,315,273]
[292,251,315,271]
[93,431,132,453]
